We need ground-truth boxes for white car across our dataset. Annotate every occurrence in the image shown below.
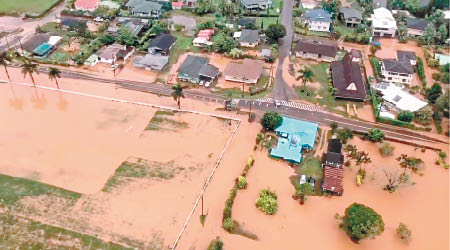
[274,99,281,108]
[110,64,119,70]
[199,80,204,86]
[204,81,211,87]
[299,175,307,185]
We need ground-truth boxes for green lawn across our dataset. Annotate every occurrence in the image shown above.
[48,50,71,63]
[298,156,323,179]
[213,75,273,99]
[0,0,60,17]
[163,32,194,72]
[0,173,81,207]
[256,17,279,29]
[309,63,330,84]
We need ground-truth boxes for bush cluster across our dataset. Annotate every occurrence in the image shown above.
[255,189,278,215]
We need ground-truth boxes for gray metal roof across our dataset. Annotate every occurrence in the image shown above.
[178,55,209,77]
[303,9,332,23]
[406,18,429,31]
[382,59,414,74]
[339,7,362,20]
[239,29,259,43]
[134,54,169,68]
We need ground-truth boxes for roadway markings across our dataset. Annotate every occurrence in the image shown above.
[255,97,323,112]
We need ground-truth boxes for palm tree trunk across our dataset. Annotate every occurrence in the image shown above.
[299,195,305,205]
[4,65,10,82]
[55,78,60,89]
[177,97,181,109]
[29,73,36,86]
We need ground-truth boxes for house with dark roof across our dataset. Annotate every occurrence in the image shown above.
[331,54,367,101]
[241,0,269,12]
[224,58,264,84]
[238,17,256,28]
[74,0,99,11]
[350,49,362,63]
[235,29,260,47]
[108,18,150,37]
[339,7,362,27]
[294,37,338,62]
[322,139,344,195]
[406,18,429,37]
[133,54,169,71]
[148,34,176,55]
[397,50,417,66]
[178,55,219,84]
[302,9,332,32]
[373,0,387,8]
[125,0,163,18]
[381,59,414,86]
[61,17,87,31]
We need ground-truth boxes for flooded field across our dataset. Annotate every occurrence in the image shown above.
[0,82,237,247]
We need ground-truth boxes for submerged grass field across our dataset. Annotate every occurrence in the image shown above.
[0,0,60,17]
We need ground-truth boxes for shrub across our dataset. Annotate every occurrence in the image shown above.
[339,203,385,242]
[379,142,395,157]
[256,189,278,215]
[222,217,234,232]
[260,111,282,130]
[439,151,447,159]
[367,128,385,142]
[207,237,223,250]
[414,106,434,125]
[396,223,411,241]
[237,176,248,189]
[397,111,414,123]
[336,128,353,143]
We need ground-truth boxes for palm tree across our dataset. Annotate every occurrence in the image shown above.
[171,83,186,109]
[299,66,313,90]
[21,59,39,86]
[0,52,12,82]
[48,67,62,89]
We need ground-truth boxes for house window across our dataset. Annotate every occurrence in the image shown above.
[402,79,406,82]
[388,77,392,80]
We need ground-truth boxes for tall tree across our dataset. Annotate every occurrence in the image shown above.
[48,67,62,89]
[396,154,424,174]
[299,66,313,90]
[339,203,385,243]
[296,183,314,205]
[171,83,186,109]
[0,52,12,82]
[20,59,39,86]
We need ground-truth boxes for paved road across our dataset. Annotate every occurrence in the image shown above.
[18,65,445,145]
[270,0,297,101]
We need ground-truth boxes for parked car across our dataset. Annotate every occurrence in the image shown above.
[308,177,315,189]
[274,99,281,108]
[300,174,307,185]
[199,80,204,86]
[204,81,211,87]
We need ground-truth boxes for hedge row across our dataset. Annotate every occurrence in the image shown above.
[417,57,427,87]
[222,155,255,232]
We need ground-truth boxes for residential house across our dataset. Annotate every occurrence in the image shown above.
[380,59,414,86]
[235,29,260,47]
[322,139,344,195]
[397,50,417,66]
[22,33,61,58]
[241,0,269,12]
[339,7,362,27]
[294,37,338,62]
[406,18,429,37]
[375,82,428,114]
[238,17,256,28]
[125,0,163,18]
[133,54,169,71]
[74,0,99,11]
[172,1,184,9]
[302,9,332,32]
[373,0,387,8]
[95,43,134,64]
[435,53,450,66]
[270,117,319,163]
[178,55,219,84]
[61,17,87,31]
[148,34,176,55]
[108,18,149,37]
[370,7,397,37]
[299,0,320,9]
[331,54,367,101]
[193,29,214,47]
[260,48,272,61]
[184,0,197,8]
[224,58,264,84]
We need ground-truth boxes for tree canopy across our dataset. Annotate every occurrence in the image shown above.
[367,128,385,142]
[265,24,286,44]
[340,203,385,242]
[397,111,414,123]
[213,33,236,53]
[260,111,282,130]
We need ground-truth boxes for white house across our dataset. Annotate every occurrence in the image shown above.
[380,59,414,86]
[370,7,397,37]
[375,82,428,112]
[302,9,332,32]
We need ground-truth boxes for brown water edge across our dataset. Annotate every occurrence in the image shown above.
[0,80,241,247]
[177,127,449,250]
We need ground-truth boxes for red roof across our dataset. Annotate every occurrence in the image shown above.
[172,1,185,7]
[322,166,344,195]
[74,0,99,10]
[197,29,215,40]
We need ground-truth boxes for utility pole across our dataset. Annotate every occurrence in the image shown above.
[242,75,246,97]
[5,36,10,50]
[201,195,204,216]
[249,101,252,120]
[18,37,24,51]
[112,53,116,77]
